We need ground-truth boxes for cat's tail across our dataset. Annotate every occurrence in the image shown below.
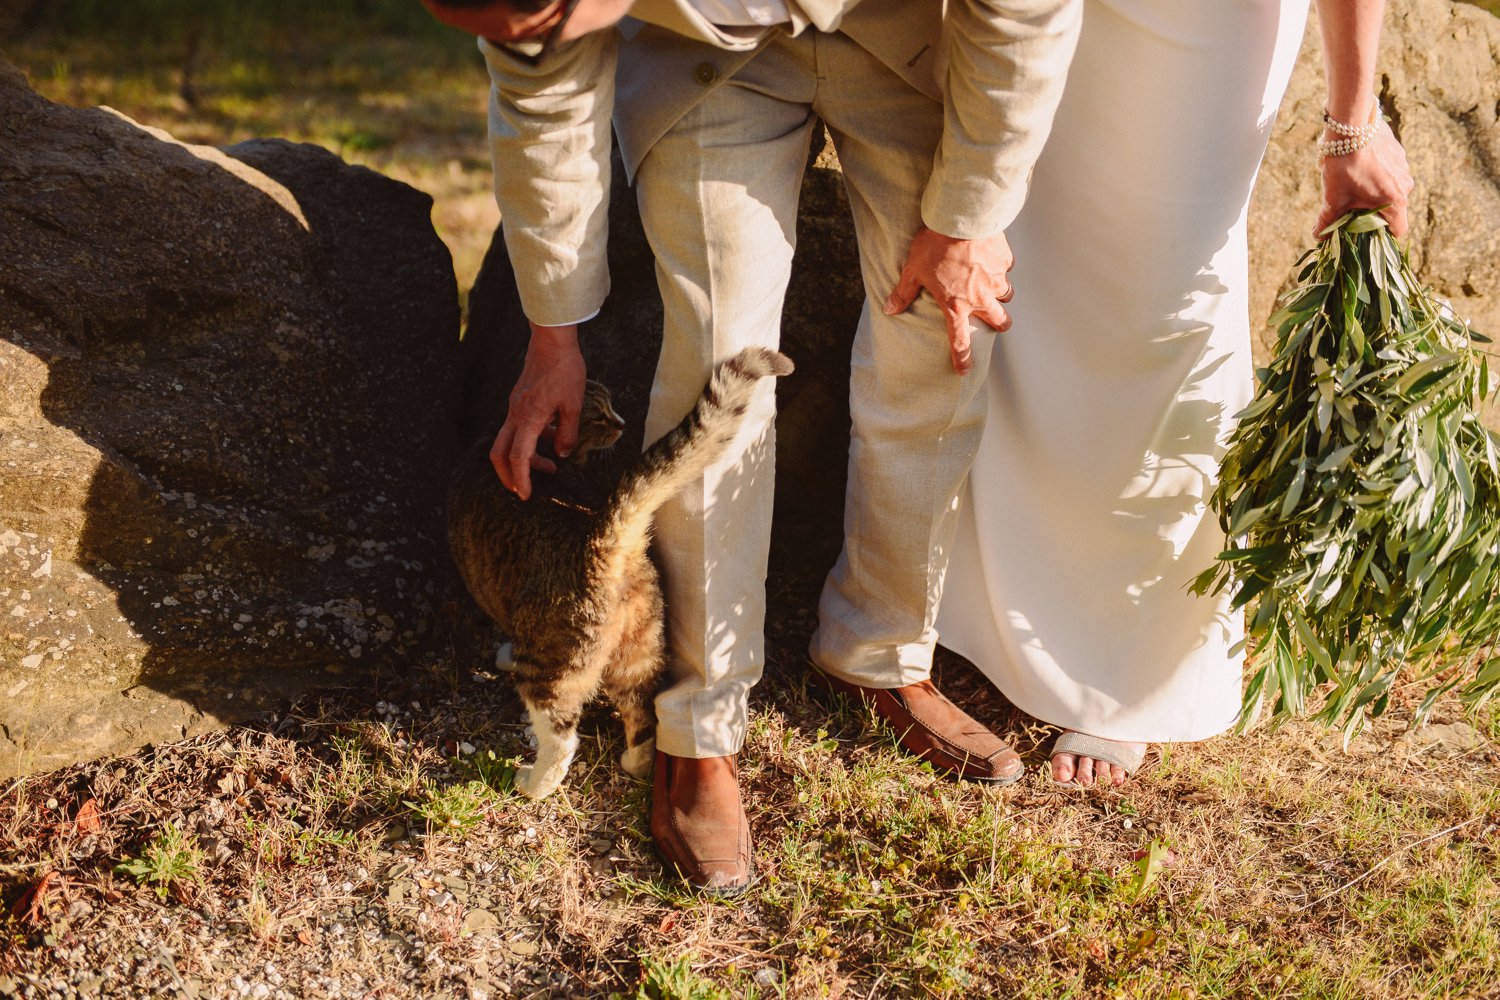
[600,346,794,556]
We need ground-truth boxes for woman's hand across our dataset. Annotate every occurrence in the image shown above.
[1316,119,1414,238]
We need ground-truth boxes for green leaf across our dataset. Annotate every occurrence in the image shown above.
[1130,838,1170,900]
[1344,211,1388,234]
[1316,444,1358,473]
[1206,210,1497,734]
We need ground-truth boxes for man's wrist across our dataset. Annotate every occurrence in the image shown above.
[527,321,581,351]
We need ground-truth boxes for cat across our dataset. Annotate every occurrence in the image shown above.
[447,346,795,799]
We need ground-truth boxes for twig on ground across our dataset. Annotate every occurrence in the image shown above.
[1295,815,1485,913]
[1030,923,1072,948]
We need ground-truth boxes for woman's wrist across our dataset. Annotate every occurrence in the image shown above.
[1317,98,1382,159]
[1324,92,1378,127]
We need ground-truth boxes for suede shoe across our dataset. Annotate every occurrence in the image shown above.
[649,752,753,896]
[812,668,1023,784]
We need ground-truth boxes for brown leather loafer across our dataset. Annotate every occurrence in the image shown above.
[812,668,1024,785]
[649,752,753,896]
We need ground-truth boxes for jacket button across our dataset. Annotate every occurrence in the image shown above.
[694,62,718,85]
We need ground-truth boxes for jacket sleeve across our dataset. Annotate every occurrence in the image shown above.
[480,32,618,327]
[922,0,1083,240]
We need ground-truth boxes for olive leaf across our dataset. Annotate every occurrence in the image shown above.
[1196,210,1500,738]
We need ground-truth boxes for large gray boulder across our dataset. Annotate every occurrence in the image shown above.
[0,56,465,777]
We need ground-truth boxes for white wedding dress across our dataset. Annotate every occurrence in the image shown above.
[936,0,1311,742]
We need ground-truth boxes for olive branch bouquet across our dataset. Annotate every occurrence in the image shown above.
[1192,210,1500,740]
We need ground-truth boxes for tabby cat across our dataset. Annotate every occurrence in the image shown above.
[448,346,795,799]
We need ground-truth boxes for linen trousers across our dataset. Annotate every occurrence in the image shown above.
[635,27,995,758]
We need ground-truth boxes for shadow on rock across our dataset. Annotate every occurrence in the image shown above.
[0,57,476,777]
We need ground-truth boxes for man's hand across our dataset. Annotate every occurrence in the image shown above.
[491,322,586,500]
[1316,120,1414,238]
[884,227,1015,375]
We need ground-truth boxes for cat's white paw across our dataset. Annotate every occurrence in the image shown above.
[514,764,563,800]
[620,738,655,780]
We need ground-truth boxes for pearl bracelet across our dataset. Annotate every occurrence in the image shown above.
[1318,99,1383,159]
[1318,133,1375,158]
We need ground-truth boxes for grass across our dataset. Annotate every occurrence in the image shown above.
[0,653,1497,996]
[2,1,499,302]
[113,822,204,901]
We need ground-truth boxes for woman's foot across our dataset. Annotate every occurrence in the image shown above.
[1050,731,1148,787]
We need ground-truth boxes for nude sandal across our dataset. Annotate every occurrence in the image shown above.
[1050,732,1146,787]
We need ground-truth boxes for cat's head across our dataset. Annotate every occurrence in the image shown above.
[569,379,626,463]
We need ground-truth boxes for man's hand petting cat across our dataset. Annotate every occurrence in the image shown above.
[493,322,587,500]
[884,226,1015,375]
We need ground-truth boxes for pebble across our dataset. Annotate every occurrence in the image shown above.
[462,910,500,935]
[1407,722,1483,752]
[753,968,780,988]
[386,880,415,905]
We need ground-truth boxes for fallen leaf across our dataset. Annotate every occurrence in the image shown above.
[296,929,314,946]
[74,799,102,835]
[1125,928,1159,956]
[10,871,63,925]
[658,912,678,933]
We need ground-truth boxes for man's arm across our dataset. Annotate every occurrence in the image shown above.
[886,0,1082,373]
[479,30,618,496]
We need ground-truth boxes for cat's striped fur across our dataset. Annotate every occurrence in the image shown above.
[447,347,794,798]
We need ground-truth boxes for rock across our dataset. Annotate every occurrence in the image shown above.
[386,879,416,905]
[1404,720,1484,751]
[753,968,781,988]
[1249,1,1500,415]
[0,54,470,778]
[461,909,500,936]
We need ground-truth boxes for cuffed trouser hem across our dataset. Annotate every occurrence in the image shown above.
[808,621,934,691]
[653,679,753,759]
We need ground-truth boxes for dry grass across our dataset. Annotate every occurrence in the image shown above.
[1,649,1497,998]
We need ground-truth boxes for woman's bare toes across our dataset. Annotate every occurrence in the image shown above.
[1052,752,1077,783]
[1074,755,1096,786]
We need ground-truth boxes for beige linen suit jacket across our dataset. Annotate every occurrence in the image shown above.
[481,0,1081,328]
